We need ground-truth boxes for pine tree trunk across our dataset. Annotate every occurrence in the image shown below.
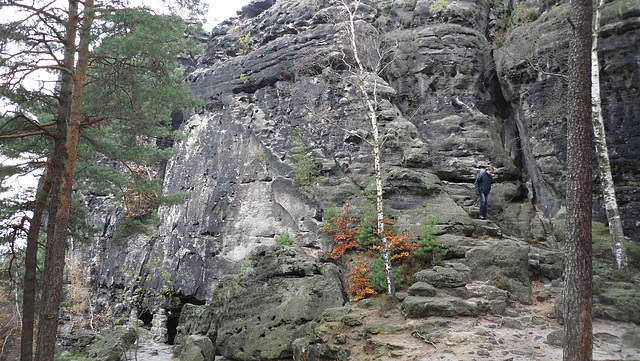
[563,0,593,360]
[34,0,77,355]
[34,0,93,357]
[591,0,628,271]
[19,169,52,361]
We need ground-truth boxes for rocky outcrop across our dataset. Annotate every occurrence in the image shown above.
[173,245,345,360]
[77,0,639,334]
[84,326,138,361]
[179,335,215,361]
[401,238,527,318]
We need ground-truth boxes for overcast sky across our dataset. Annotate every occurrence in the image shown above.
[204,0,252,29]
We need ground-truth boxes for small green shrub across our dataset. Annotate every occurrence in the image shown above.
[370,257,404,293]
[511,1,538,27]
[490,274,511,291]
[112,218,153,244]
[290,127,318,186]
[414,215,447,266]
[356,204,378,252]
[276,230,293,246]
[491,0,536,33]
[429,0,449,18]
[230,22,255,57]
[321,206,340,237]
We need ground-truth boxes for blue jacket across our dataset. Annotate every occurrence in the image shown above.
[474,170,492,195]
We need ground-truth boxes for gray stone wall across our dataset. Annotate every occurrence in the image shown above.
[80,0,639,310]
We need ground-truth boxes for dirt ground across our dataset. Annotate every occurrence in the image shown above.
[330,296,640,361]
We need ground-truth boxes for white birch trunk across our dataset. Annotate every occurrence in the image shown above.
[343,0,396,297]
[592,0,628,270]
[370,85,395,297]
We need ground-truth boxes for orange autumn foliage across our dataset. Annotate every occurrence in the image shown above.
[323,205,420,300]
[65,258,92,331]
[322,204,359,259]
[370,218,418,261]
[346,256,377,301]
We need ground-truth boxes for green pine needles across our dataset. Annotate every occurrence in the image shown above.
[415,215,448,265]
[276,230,293,246]
[290,127,319,186]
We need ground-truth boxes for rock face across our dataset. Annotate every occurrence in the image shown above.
[495,0,640,227]
[79,0,639,329]
[401,237,528,318]
[173,246,344,360]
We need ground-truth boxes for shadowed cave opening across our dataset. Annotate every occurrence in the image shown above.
[139,310,153,326]
[167,307,181,345]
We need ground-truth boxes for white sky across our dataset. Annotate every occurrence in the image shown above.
[205,0,252,29]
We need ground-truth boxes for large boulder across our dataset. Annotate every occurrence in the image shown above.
[173,303,217,358]
[180,335,215,361]
[174,245,345,361]
[402,295,479,318]
[463,240,532,304]
[85,325,138,361]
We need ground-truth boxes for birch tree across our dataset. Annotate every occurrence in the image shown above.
[563,0,593,359]
[591,0,627,271]
[291,0,398,297]
[337,0,396,298]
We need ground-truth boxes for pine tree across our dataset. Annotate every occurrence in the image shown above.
[563,0,593,359]
[0,1,204,359]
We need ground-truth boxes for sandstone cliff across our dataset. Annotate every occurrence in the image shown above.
[75,0,639,335]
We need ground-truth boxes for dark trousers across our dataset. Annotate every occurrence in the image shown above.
[479,192,489,218]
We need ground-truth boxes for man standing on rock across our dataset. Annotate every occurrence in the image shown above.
[474,166,494,220]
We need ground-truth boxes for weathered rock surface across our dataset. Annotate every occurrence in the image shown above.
[65,2,640,359]
[291,296,640,361]
[180,335,215,361]
[495,0,640,230]
[84,325,138,361]
[76,0,640,313]
[173,245,345,361]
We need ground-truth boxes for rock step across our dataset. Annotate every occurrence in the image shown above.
[471,218,502,238]
[403,262,514,318]
[368,334,425,358]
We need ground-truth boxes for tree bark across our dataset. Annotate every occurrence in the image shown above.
[371,89,395,299]
[34,0,93,358]
[591,0,627,271]
[19,168,52,361]
[563,0,593,360]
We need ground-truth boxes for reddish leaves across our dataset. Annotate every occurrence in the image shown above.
[346,256,377,301]
[322,204,359,259]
